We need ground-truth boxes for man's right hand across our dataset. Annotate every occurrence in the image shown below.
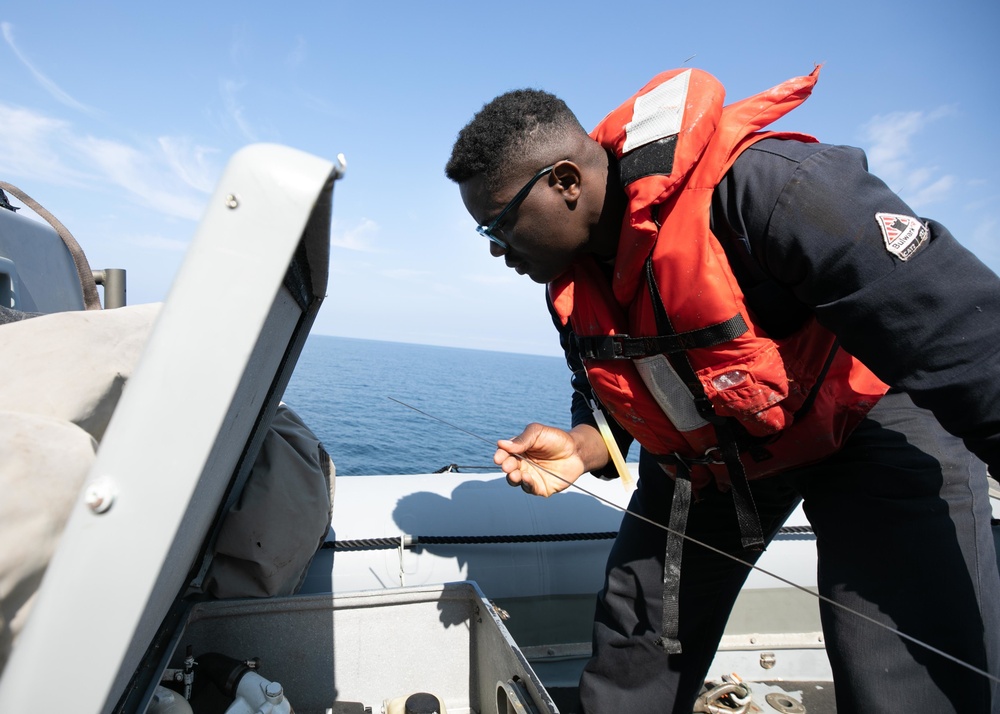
[495,423,609,497]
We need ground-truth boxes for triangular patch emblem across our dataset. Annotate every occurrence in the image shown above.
[875,212,928,261]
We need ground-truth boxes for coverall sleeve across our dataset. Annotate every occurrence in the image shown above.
[716,138,1000,473]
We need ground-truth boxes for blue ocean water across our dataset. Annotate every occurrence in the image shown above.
[283,335,576,476]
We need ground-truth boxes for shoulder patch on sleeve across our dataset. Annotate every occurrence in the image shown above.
[875,212,928,261]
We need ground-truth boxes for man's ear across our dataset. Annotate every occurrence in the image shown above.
[551,160,583,204]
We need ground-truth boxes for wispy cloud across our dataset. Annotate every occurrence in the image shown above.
[74,136,207,220]
[907,175,955,207]
[1,22,97,116]
[862,107,955,210]
[0,103,89,185]
[0,101,213,221]
[158,137,220,193]
[332,217,381,251]
[220,79,258,142]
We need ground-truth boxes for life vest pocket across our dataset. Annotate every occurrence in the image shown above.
[698,344,795,436]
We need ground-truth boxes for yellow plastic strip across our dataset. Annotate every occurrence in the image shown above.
[592,406,635,492]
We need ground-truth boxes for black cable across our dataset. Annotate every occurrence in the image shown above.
[324,525,815,551]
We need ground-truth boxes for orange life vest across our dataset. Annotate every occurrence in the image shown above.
[549,68,889,493]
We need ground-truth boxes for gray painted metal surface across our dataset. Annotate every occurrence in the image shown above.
[179,583,557,714]
[0,144,342,714]
[0,206,86,312]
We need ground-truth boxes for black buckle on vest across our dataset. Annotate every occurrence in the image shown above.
[658,447,725,470]
[574,334,625,360]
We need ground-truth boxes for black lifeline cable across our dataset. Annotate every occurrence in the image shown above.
[325,524,816,551]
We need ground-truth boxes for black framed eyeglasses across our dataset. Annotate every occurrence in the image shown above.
[476,164,556,251]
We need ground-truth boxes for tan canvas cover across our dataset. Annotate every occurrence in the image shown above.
[0,304,334,672]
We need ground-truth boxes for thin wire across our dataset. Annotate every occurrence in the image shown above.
[389,396,1000,685]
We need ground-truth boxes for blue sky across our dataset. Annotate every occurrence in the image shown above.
[1,1,997,356]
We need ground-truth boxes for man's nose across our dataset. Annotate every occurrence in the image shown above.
[490,241,507,257]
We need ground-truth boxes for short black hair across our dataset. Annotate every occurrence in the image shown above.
[445,88,584,189]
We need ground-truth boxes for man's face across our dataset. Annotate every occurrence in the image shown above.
[459,162,589,284]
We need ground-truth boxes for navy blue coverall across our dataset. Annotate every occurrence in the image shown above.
[558,138,1000,714]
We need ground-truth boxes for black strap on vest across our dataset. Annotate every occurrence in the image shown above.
[640,256,765,655]
[573,315,747,361]
[642,257,765,550]
[654,462,691,654]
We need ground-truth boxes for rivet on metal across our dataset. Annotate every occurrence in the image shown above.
[225,194,239,209]
[760,652,777,670]
[84,477,116,514]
